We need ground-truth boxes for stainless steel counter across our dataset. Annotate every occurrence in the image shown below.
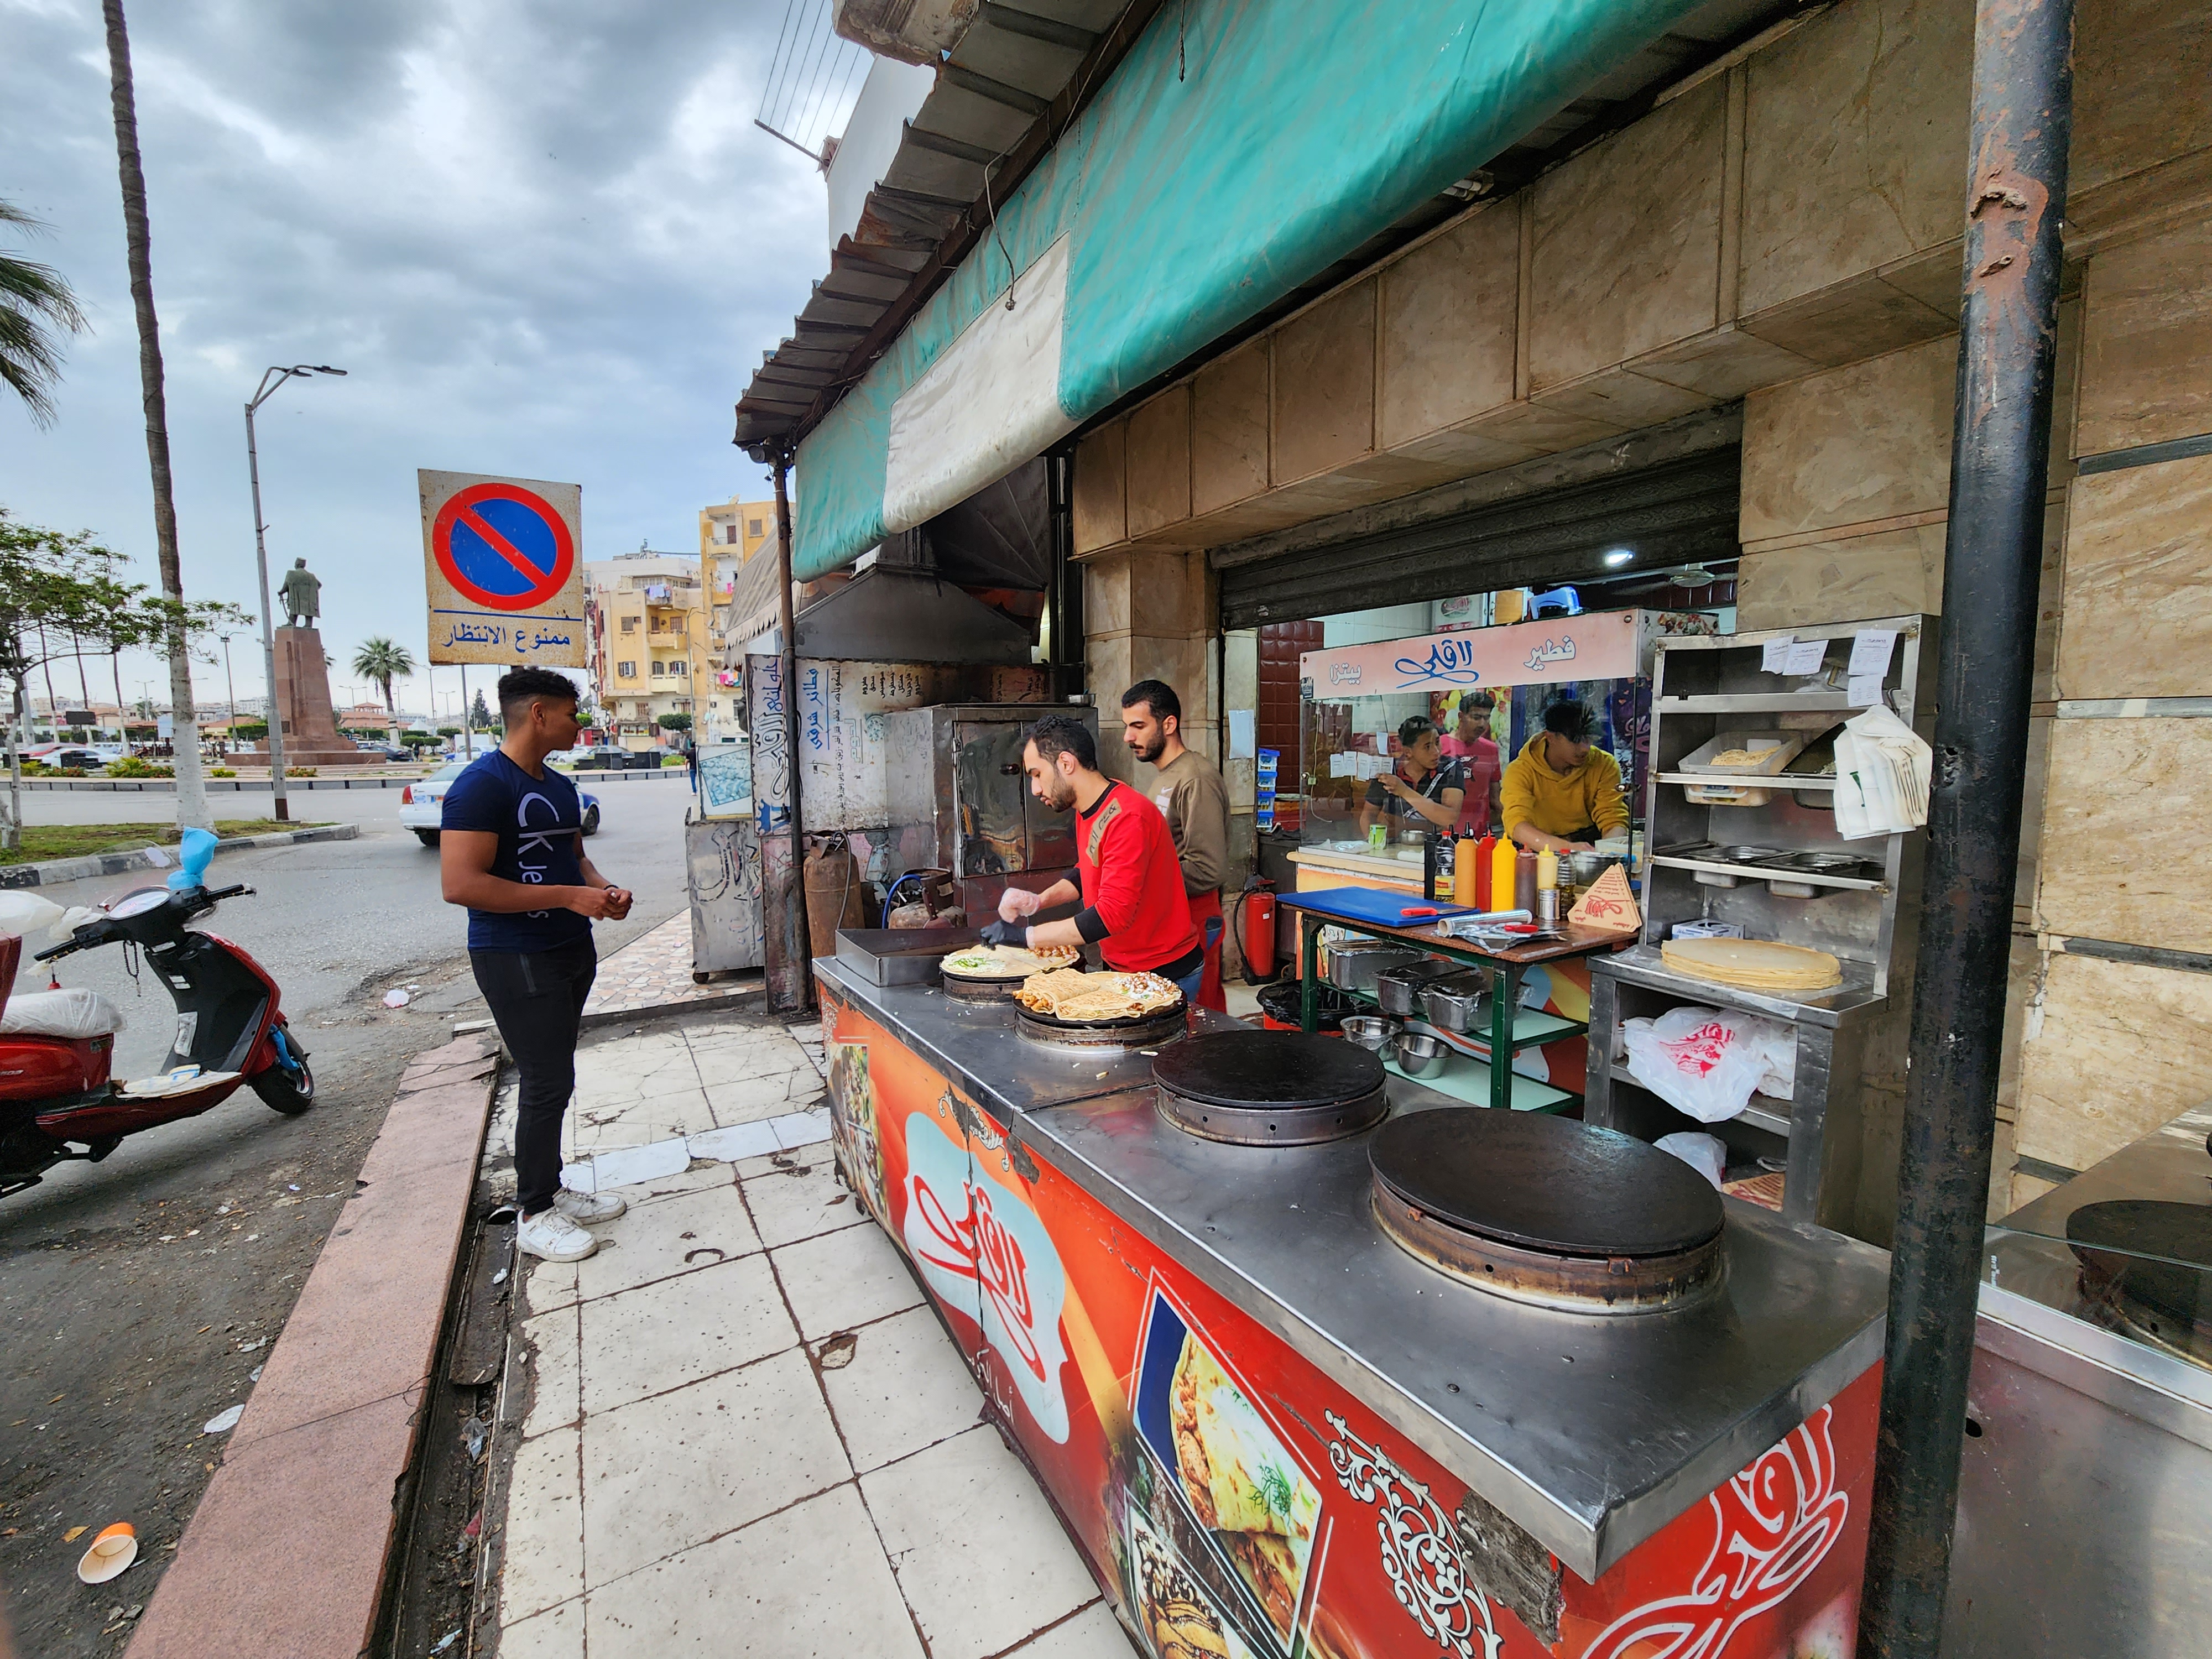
[1595,943,1888,1028]
[817,955,1892,1584]
[815,956,1246,1115]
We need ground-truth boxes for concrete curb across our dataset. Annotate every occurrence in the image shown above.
[578,978,764,1029]
[18,768,690,792]
[125,1034,503,1659]
[0,821,361,890]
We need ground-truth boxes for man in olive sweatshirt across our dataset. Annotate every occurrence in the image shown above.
[1120,680,1231,1010]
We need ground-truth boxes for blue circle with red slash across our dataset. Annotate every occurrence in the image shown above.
[431,482,575,611]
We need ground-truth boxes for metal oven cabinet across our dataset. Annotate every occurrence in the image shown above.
[881,702,1095,914]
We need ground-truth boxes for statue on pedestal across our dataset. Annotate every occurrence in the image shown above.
[278,558,322,628]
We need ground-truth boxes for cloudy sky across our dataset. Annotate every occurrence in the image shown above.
[1,0,858,718]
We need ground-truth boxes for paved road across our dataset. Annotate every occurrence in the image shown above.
[0,775,697,1656]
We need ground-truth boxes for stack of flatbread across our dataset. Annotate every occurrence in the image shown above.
[1014,968,1183,1021]
[1661,936,1842,992]
[939,942,1079,979]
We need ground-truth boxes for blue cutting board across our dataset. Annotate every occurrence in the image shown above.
[1291,886,1478,928]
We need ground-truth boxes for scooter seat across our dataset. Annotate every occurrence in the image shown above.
[0,988,127,1040]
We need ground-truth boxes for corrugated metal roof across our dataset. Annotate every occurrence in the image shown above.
[734,1,1158,462]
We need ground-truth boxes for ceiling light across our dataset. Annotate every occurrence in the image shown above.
[1668,565,1719,588]
[1603,548,1635,568]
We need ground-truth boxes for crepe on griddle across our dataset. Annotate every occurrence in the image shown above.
[1013,967,1182,1021]
[939,942,1079,979]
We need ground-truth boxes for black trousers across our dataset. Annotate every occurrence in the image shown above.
[471,938,597,1215]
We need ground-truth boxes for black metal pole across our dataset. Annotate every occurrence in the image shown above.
[1858,3,2073,1654]
[771,451,815,1016]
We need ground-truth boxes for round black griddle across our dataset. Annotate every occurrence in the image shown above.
[2067,1199,2212,1347]
[1152,1031,1389,1146]
[1013,988,1188,1049]
[1369,1112,1726,1313]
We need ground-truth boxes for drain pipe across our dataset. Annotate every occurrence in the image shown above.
[771,450,815,1016]
[1858,3,2074,1655]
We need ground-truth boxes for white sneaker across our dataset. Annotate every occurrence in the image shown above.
[518,1208,598,1262]
[555,1188,627,1224]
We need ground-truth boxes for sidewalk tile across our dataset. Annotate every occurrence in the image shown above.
[580,1254,797,1415]
[581,1347,851,1583]
[626,1160,738,1205]
[1010,1601,1137,1658]
[571,1138,692,1193]
[572,1182,762,1302]
[740,1158,867,1250]
[703,1072,812,1125]
[687,1121,781,1163]
[692,1037,811,1088]
[569,1085,719,1146]
[769,1108,832,1150]
[583,1484,924,1659]
[572,1040,698,1108]
[501,1597,584,1659]
[521,1307,582,1438]
[862,1426,1101,1659]
[770,1223,924,1342]
[525,1259,580,1316]
[818,1305,984,1474]
[501,1425,585,1621]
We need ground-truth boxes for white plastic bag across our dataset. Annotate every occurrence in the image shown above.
[1832,703,1931,839]
[1656,1131,1728,1190]
[0,892,69,941]
[1623,1005,1796,1123]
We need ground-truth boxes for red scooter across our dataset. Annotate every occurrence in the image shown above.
[0,880,313,1199]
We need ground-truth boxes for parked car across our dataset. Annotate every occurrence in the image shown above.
[353,741,411,761]
[399,760,601,847]
[50,747,108,770]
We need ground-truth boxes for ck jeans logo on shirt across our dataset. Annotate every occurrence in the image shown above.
[515,790,569,915]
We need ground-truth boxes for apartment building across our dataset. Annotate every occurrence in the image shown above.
[582,550,719,747]
[695,495,776,737]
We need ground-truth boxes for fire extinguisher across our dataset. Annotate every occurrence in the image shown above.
[1233,874,1278,984]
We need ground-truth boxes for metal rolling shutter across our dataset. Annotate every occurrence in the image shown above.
[1218,447,1741,630]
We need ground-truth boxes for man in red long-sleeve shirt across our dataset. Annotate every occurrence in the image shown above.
[984,713,1203,999]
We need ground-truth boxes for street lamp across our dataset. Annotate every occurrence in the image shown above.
[217,631,239,753]
[246,363,346,820]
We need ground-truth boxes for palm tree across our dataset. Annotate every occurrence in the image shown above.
[104,0,210,831]
[352,637,415,738]
[0,201,86,427]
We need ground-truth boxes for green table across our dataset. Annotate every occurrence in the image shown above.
[1281,894,1636,1114]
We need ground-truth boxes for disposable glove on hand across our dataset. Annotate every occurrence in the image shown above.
[978,919,1029,948]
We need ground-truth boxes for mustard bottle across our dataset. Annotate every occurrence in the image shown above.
[1536,847,1558,891]
[1453,834,1479,906]
[1491,837,1519,911]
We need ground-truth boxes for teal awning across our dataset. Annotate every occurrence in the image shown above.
[794,0,1711,581]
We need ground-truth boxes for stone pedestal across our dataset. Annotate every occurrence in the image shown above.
[256,624,381,767]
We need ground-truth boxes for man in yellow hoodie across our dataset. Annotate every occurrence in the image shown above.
[1500,699,1630,853]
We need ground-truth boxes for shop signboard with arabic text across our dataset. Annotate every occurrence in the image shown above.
[419,468,586,667]
[1300,608,1642,699]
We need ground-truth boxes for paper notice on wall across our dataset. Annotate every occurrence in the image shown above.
[1848,629,1899,677]
[1846,674,1885,708]
[1781,639,1828,675]
[1329,753,1353,779]
[1227,709,1256,759]
[1761,638,1793,673]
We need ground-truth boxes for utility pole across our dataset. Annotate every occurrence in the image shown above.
[244,363,344,820]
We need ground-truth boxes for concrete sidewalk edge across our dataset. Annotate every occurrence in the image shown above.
[124,1032,502,1659]
[0,822,361,890]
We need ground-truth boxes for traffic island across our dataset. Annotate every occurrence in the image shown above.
[0,822,358,890]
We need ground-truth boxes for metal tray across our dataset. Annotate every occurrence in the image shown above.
[1421,971,1490,1033]
[833,926,978,987]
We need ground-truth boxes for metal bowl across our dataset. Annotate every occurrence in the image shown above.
[1392,1032,1451,1078]
[1341,1015,1401,1053]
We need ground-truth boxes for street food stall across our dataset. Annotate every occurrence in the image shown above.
[814,935,1891,1659]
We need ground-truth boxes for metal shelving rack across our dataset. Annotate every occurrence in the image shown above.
[1584,614,1936,1232]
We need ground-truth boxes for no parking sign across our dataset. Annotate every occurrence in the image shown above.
[418,468,587,667]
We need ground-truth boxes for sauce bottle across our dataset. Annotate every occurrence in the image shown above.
[1536,847,1558,892]
[1452,833,1479,906]
[1473,833,1498,908]
[1492,837,1520,913]
[1514,847,1539,914]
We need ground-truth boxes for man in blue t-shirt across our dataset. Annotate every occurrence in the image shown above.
[442,667,633,1262]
